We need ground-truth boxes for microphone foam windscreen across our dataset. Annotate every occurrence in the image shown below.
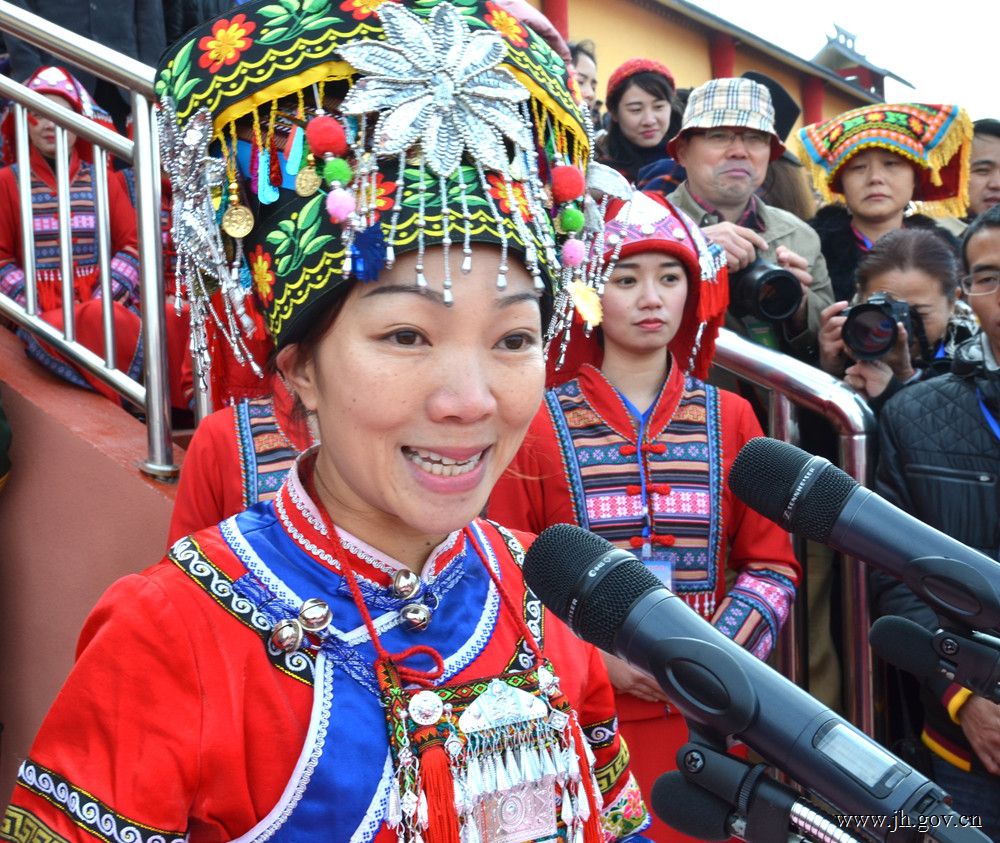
[728,437,857,543]
[869,616,940,679]
[523,523,662,652]
[650,772,732,841]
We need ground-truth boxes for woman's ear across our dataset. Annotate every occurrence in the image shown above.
[276,344,319,413]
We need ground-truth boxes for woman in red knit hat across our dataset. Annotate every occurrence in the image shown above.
[490,191,800,841]
[597,58,684,188]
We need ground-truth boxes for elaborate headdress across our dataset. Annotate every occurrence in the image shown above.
[795,102,973,217]
[1,65,117,166]
[156,0,609,403]
[547,190,728,384]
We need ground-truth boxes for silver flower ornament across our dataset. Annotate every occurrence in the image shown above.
[338,2,530,178]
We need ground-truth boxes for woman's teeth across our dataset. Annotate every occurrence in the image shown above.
[404,447,483,477]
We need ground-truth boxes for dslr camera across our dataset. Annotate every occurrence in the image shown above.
[729,259,803,323]
[841,292,913,360]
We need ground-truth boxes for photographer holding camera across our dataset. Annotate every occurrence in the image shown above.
[818,229,977,407]
[667,78,833,360]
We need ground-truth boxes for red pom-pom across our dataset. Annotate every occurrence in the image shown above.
[305,115,348,157]
[550,165,586,204]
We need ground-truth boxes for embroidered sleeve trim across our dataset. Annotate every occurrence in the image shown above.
[593,740,630,795]
[13,761,186,843]
[582,715,619,751]
[544,389,590,529]
[598,771,651,841]
[2,805,71,843]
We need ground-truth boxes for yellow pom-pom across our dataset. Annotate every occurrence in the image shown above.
[569,281,603,327]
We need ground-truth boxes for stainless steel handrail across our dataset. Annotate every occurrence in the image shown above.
[714,329,878,735]
[0,1,175,477]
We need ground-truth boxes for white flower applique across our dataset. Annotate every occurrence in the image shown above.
[338,1,531,178]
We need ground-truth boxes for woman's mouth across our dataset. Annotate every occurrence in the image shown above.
[403,446,485,477]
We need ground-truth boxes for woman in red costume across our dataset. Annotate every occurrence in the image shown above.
[490,190,801,840]
[3,1,652,840]
[0,66,142,402]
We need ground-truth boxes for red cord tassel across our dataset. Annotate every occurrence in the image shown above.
[571,718,604,843]
[269,132,282,188]
[420,740,461,843]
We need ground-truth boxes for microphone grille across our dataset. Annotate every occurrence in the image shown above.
[523,523,663,652]
[729,437,857,543]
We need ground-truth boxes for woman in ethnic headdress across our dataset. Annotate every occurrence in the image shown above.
[489,191,800,841]
[3,2,653,841]
[797,103,972,376]
[0,66,143,402]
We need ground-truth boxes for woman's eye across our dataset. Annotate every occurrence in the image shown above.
[498,332,535,351]
[661,273,682,284]
[388,329,423,346]
[614,276,637,287]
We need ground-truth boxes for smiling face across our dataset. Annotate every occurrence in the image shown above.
[280,244,545,566]
[27,93,76,158]
[613,81,671,149]
[675,127,769,214]
[600,250,689,360]
[838,148,916,225]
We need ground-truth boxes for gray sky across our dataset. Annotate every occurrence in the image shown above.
[693,0,994,120]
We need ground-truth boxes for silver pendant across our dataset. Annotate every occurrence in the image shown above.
[392,569,421,599]
[298,597,333,632]
[408,689,444,725]
[270,618,304,653]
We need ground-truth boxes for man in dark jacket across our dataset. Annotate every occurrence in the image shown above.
[871,206,1000,838]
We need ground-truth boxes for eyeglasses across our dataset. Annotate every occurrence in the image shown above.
[960,272,1000,296]
[697,129,772,151]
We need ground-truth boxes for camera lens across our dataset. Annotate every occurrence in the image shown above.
[842,304,898,359]
[729,260,803,323]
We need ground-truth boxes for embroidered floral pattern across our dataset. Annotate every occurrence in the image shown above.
[599,772,651,841]
[357,172,397,220]
[340,0,393,20]
[198,14,256,73]
[483,0,528,47]
[249,245,276,305]
[487,172,532,221]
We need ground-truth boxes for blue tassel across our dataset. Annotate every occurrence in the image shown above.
[350,223,386,282]
[257,147,280,205]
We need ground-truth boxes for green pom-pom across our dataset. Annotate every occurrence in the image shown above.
[323,157,353,186]
[559,206,585,234]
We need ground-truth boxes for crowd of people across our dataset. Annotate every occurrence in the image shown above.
[0,0,998,841]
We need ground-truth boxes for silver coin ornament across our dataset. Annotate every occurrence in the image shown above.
[401,602,432,631]
[298,597,332,632]
[408,689,444,725]
[392,569,421,599]
[270,618,304,653]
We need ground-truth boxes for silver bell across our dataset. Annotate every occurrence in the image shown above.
[392,569,421,600]
[270,618,304,653]
[298,598,332,632]
[400,602,432,631]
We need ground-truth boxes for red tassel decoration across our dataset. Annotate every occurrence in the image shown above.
[269,132,282,187]
[419,739,461,843]
[570,718,604,843]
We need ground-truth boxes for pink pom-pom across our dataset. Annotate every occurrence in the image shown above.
[561,237,585,267]
[550,165,586,204]
[306,115,348,157]
[326,188,356,223]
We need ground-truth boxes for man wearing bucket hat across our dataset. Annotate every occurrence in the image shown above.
[668,77,833,358]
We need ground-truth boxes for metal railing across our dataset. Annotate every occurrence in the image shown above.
[0,1,175,478]
[714,329,878,735]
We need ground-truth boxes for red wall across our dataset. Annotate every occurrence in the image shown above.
[0,327,181,803]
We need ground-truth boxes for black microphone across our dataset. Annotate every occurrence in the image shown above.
[871,616,1000,704]
[728,437,1000,633]
[651,772,733,841]
[522,524,987,843]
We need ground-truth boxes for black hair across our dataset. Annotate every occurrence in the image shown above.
[961,203,1000,272]
[569,39,596,68]
[973,118,1000,141]
[856,228,959,300]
